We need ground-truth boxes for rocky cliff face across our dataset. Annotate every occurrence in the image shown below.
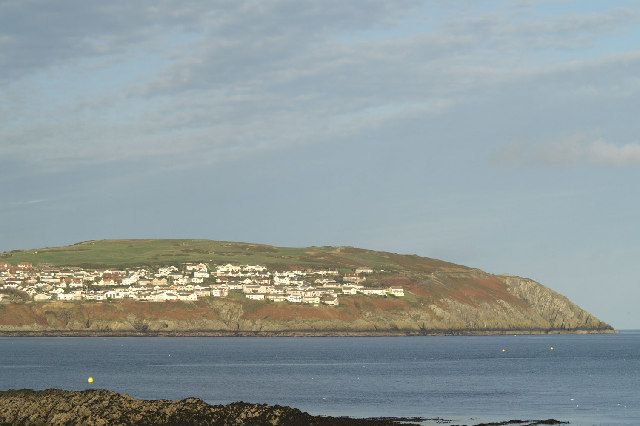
[0,271,612,335]
[502,276,606,330]
[0,239,612,335]
[0,389,405,425]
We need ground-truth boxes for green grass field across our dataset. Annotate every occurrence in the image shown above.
[0,239,465,272]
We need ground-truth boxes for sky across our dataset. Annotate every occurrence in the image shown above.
[1,0,640,328]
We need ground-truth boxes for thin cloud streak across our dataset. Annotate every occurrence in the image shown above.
[495,136,640,167]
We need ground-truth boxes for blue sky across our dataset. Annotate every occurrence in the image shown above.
[2,0,640,328]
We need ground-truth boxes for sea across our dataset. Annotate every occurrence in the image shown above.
[1,332,638,425]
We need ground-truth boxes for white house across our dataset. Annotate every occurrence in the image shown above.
[210,286,229,298]
[360,288,388,296]
[302,295,320,304]
[104,290,128,299]
[58,292,82,301]
[173,276,189,285]
[98,278,117,286]
[242,265,267,273]
[226,282,243,290]
[387,287,405,297]
[157,266,179,277]
[273,276,287,285]
[185,263,208,273]
[84,292,106,301]
[193,285,212,297]
[33,293,52,301]
[152,278,169,286]
[286,294,302,303]
[246,294,265,301]
[321,295,339,306]
[177,292,198,301]
[216,264,242,275]
[313,270,339,276]
[150,291,178,302]
[242,285,262,294]
[266,294,287,302]
[342,286,358,295]
[121,274,141,286]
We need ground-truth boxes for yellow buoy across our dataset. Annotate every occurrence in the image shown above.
[87,377,94,384]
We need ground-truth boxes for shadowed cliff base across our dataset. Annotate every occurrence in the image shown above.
[0,295,613,336]
[0,327,615,337]
[0,389,568,426]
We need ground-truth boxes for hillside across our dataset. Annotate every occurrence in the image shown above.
[0,239,464,272]
[0,239,612,335]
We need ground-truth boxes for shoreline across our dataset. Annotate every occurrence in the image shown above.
[0,328,616,337]
[0,389,569,426]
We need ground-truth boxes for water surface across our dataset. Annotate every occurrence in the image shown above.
[1,332,638,425]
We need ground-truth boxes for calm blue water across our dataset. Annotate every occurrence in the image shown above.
[1,333,638,425]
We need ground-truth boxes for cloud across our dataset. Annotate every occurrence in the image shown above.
[446,7,639,51]
[2,0,640,172]
[0,0,419,83]
[495,135,640,167]
[580,140,640,166]
[0,199,47,212]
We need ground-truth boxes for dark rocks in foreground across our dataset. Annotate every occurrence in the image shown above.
[473,420,568,426]
[0,389,412,425]
[0,389,569,426]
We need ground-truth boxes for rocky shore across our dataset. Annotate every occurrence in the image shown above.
[0,389,412,425]
[0,389,567,426]
[0,327,615,337]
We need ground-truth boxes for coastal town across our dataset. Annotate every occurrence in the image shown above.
[0,262,405,306]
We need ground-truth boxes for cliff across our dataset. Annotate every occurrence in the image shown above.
[0,274,611,335]
[0,240,612,335]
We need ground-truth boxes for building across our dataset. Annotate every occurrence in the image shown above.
[342,286,359,295]
[210,286,229,298]
[387,287,405,297]
[321,295,339,306]
[246,294,265,301]
[266,294,287,302]
[58,292,82,301]
[360,288,388,296]
[177,292,198,301]
[302,295,320,304]
[33,293,51,301]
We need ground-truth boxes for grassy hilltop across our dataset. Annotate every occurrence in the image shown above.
[0,239,465,272]
[0,239,613,335]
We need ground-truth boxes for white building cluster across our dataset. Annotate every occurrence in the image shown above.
[0,261,404,306]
